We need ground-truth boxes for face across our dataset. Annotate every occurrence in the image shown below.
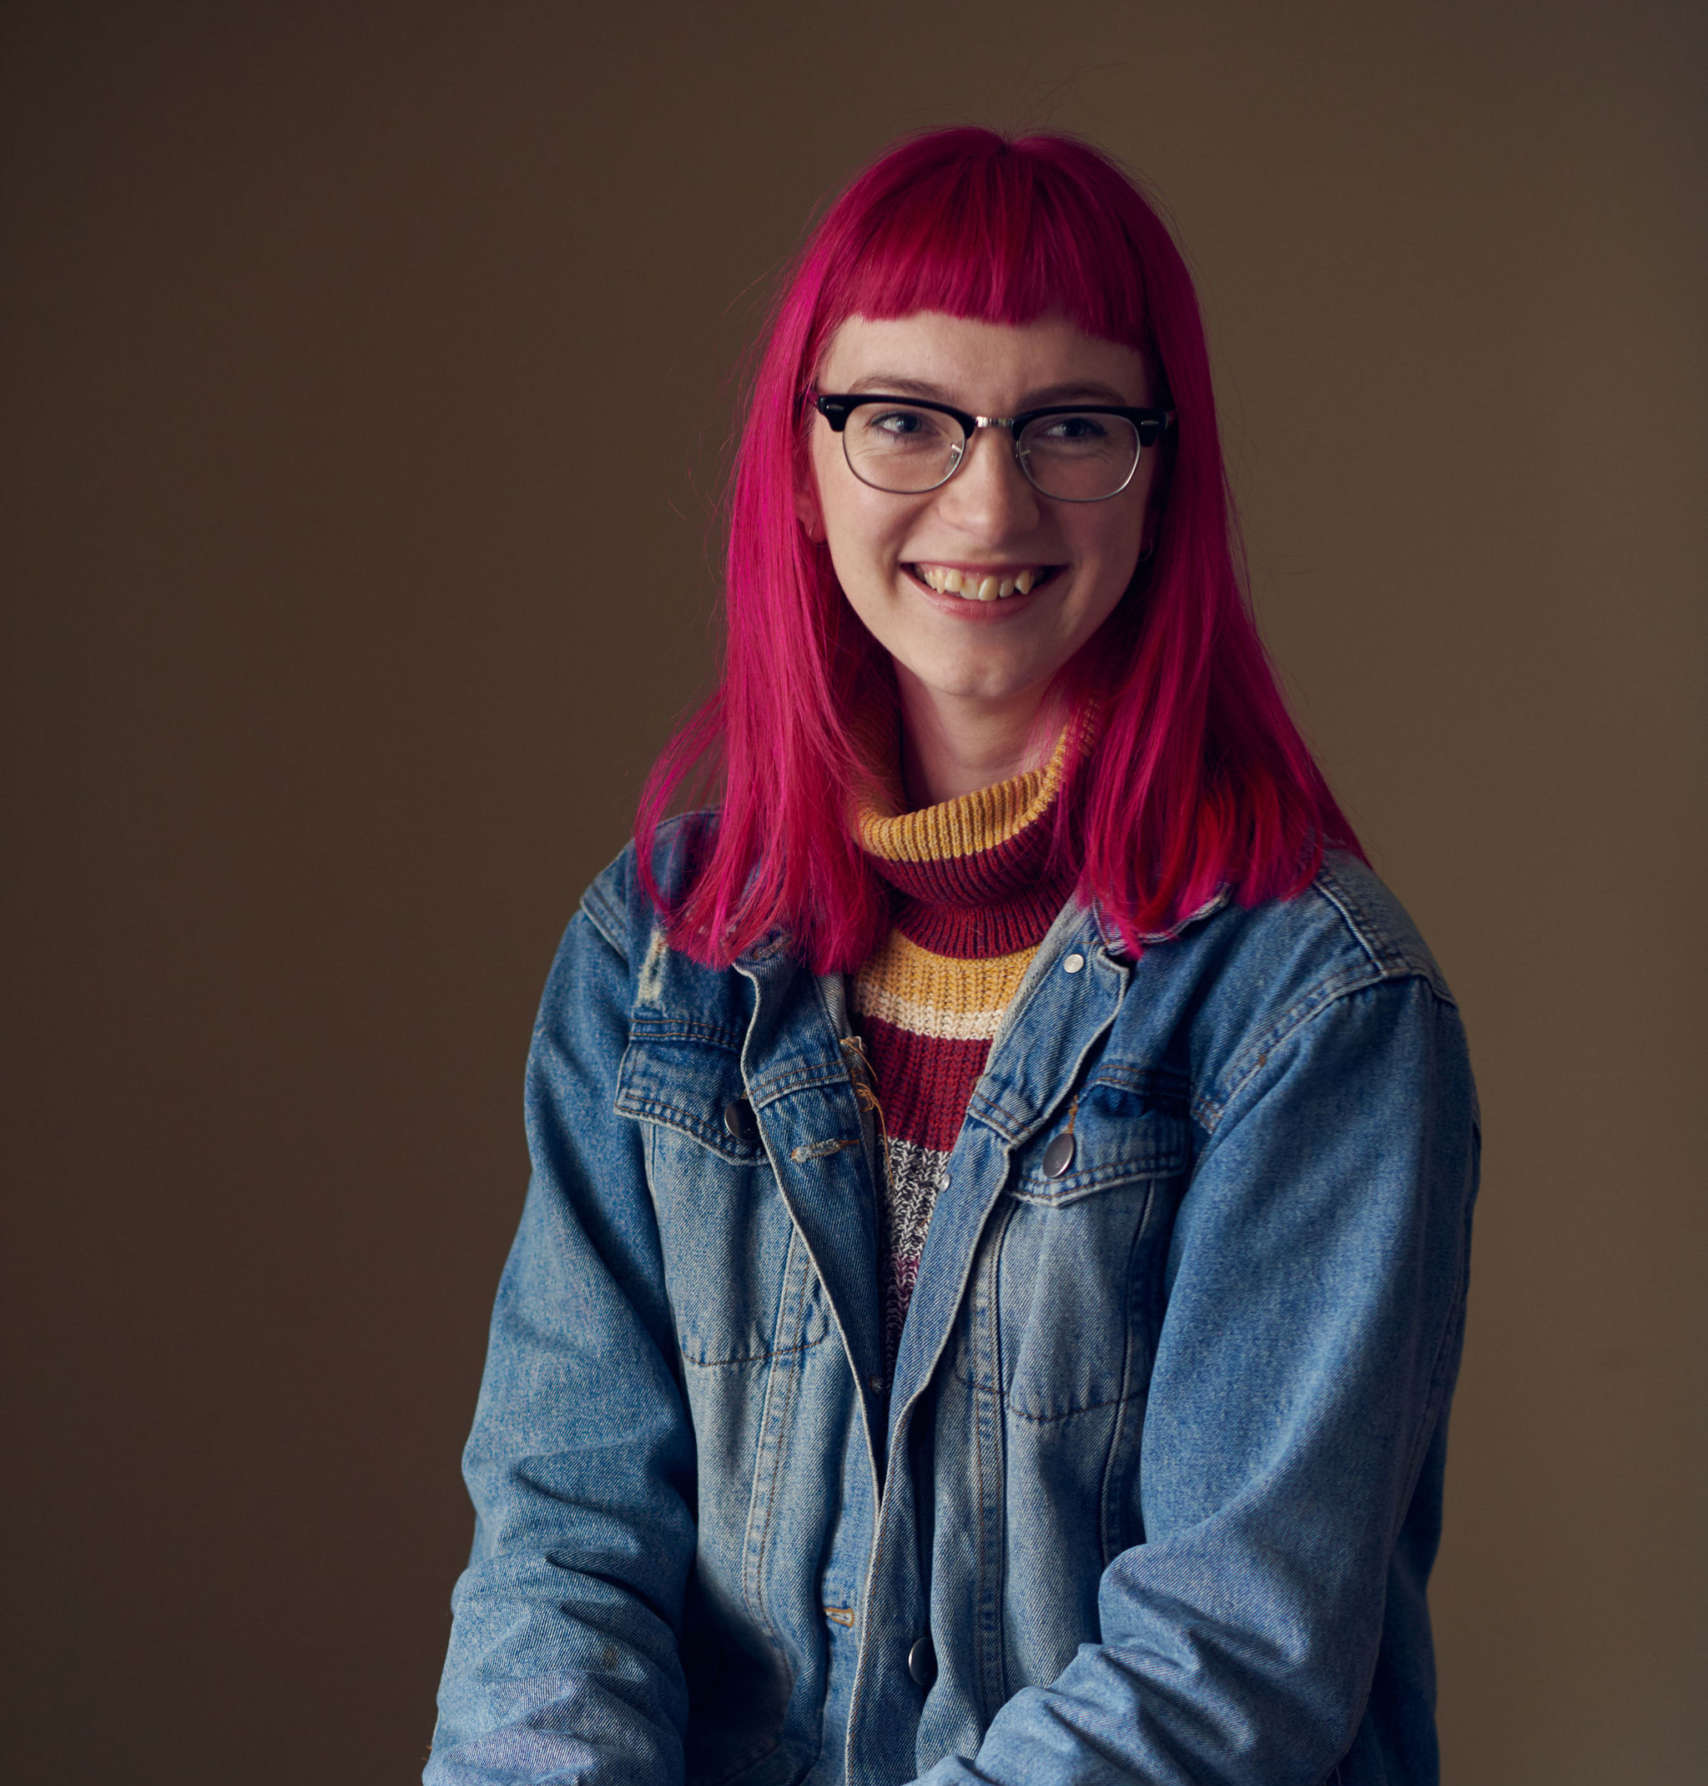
[802,311,1162,735]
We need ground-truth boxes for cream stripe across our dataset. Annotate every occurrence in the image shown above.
[854,981,1007,1042]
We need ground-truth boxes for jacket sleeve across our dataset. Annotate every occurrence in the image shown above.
[425,901,695,1785]
[915,971,1479,1786]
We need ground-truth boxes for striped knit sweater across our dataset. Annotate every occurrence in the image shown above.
[851,737,1076,1371]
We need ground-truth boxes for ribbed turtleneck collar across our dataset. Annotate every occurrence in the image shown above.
[853,729,1077,959]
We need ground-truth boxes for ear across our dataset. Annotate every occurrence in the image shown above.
[795,481,823,542]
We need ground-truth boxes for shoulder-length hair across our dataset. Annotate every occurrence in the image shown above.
[636,126,1359,972]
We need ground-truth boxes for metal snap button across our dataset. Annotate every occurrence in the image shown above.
[907,1635,937,1687]
[722,1097,756,1144]
[1062,952,1086,974]
[1042,1131,1076,1178]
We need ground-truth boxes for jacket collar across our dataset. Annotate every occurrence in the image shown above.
[731,885,1231,973]
[1093,885,1230,956]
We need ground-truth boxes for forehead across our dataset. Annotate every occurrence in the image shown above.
[816,311,1152,407]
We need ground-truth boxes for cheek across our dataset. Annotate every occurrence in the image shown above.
[1093,492,1152,577]
[818,486,908,577]
[1073,515,1143,584]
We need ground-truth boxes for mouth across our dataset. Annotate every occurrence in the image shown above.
[905,563,1064,603]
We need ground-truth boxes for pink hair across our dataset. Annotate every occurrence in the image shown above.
[636,127,1360,971]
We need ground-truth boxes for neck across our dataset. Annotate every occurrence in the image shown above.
[897,678,1055,808]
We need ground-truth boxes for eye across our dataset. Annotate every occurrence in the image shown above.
[852,404,957,452]
[863,406,941,436]
[1035,413,1111,443]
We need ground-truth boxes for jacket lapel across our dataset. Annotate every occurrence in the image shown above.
[887,904,1131,1430]
[736,944,889,1477]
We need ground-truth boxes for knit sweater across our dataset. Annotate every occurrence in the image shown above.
[851,737,1076,1370]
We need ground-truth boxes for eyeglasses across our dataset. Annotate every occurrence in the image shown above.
[813,393,1175,503]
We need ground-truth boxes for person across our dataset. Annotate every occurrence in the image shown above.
[425,128,1479,1786]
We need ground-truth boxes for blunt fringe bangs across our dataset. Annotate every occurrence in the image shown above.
[636,127,1359,973]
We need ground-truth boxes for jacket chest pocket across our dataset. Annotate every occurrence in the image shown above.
[615,1031,827,1368]
[966,1086,1190,1421]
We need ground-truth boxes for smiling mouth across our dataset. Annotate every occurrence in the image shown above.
[906,564,1063,602]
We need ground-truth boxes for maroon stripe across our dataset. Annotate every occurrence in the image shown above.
[859,1013,991,1154]
[870,817,1055,907]
[895,878,1072,957]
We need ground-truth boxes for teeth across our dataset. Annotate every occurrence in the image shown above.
[916,565,1049,600]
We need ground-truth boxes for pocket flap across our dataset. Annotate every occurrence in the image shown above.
[1012,1084,1190,1205]
[615,1029,760,1165]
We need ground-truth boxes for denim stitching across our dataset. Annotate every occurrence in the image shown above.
[1085,1060,1191,1104]
[578,892,625,956]
[1311,863,1406,974]
[738,1232,805,1731]
[613,1093,761,1160]
[747,1059,856,1102]
[1196,965,1394,1131]
[1205,974,1458,1133]
[628,1017,746,1049]
[1011,1157,1187,1205]
[1005,1384,1151,1425]
[752,1275,807,1663]
[681,1328,829,1369]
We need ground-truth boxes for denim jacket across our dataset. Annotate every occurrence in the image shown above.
[427,818,1479,1786]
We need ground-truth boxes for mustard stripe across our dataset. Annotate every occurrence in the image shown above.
[853,928,1038,1016]
[857,726,1070,864]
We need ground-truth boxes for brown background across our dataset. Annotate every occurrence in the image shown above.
[3,2,1703,1780]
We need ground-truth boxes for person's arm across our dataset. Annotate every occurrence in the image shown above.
[917,971,1478,1786]
[426,900,694,1786]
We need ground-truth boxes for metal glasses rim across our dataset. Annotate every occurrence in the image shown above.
[811,391,1173,503]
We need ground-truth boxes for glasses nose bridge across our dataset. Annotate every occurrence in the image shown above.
[946,413,1031,492]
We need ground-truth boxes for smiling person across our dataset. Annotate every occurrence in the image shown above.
[426,130,1479,1786]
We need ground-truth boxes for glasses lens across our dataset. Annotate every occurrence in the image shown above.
[843,403,965,493]
[1017,412,1141,501]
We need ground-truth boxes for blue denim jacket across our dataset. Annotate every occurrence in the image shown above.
[427,819,1479,1786]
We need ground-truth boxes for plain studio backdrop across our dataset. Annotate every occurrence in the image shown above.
[2,2,1702,1781]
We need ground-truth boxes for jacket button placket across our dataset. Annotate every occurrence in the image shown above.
[721,1096,756,1144]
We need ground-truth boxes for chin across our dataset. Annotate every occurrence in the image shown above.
[924,669,1043,707]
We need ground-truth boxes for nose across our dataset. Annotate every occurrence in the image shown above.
[936,423,1041,537]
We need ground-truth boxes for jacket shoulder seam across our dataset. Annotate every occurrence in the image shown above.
[579,879,629,959]
[1196,969,1453,1135]
[1311,860,1451,998]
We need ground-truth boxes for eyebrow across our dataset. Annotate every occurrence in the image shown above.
[843,373,1139,408]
